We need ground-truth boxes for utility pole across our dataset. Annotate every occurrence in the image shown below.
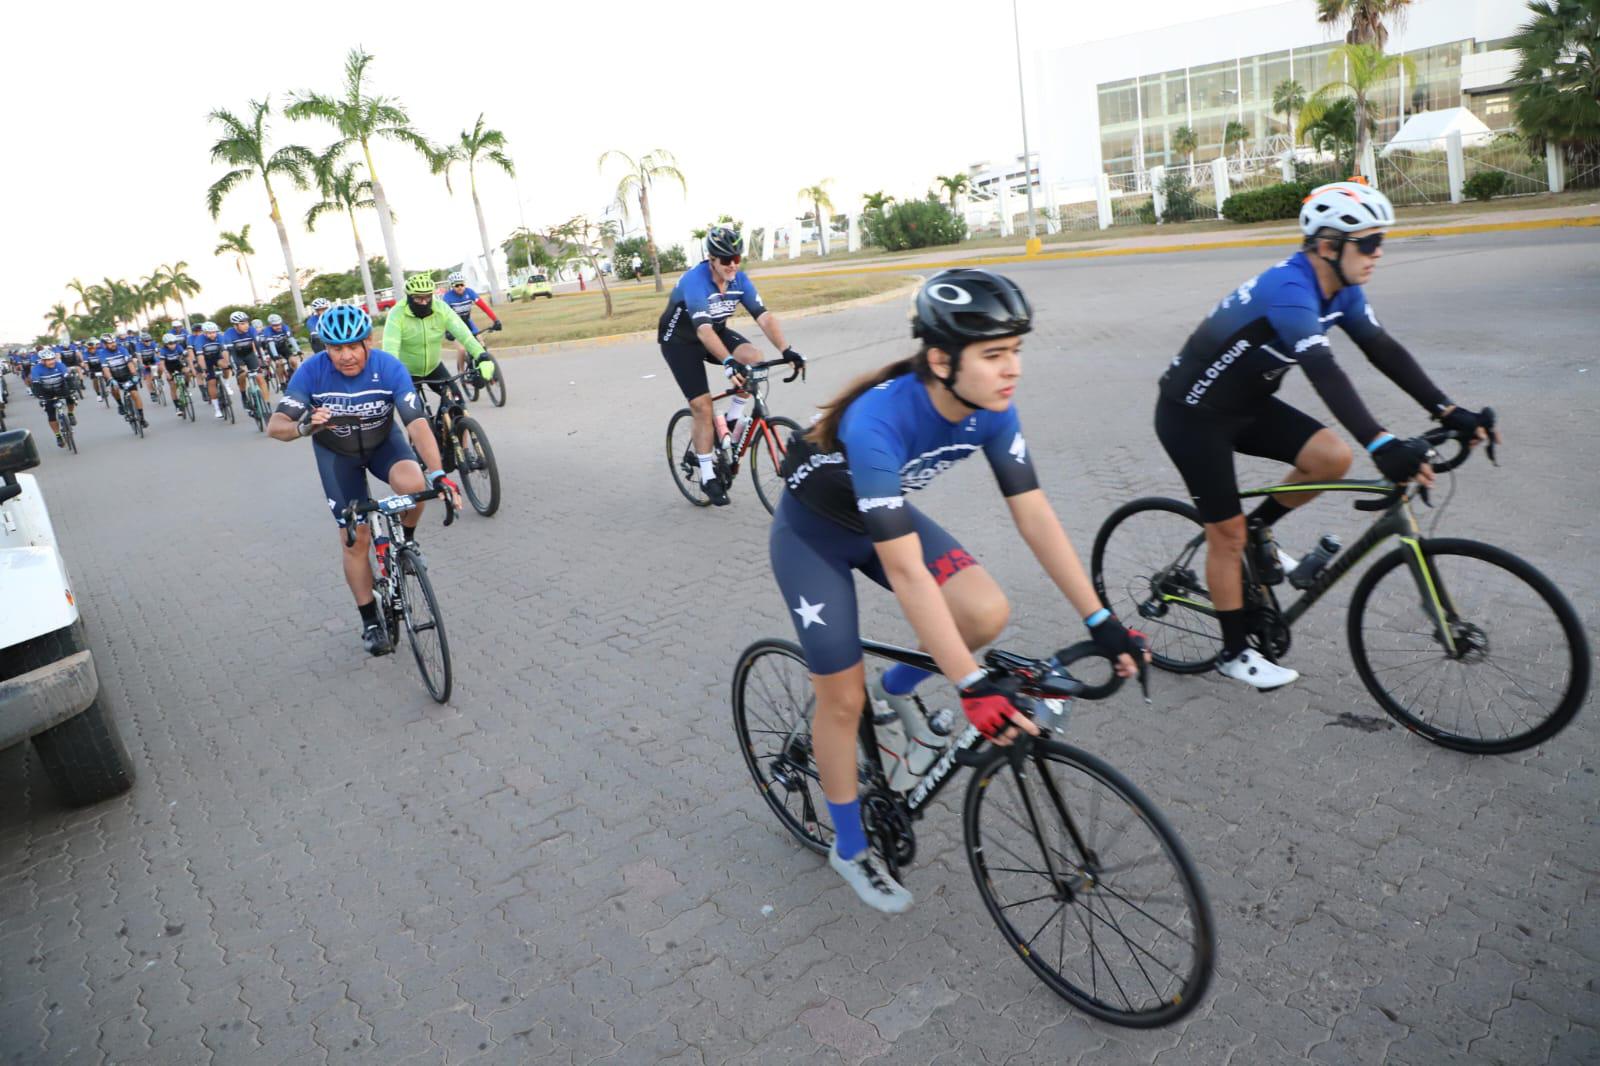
[1012,0,1038,240]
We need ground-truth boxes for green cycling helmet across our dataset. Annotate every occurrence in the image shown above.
[404,273,437,296]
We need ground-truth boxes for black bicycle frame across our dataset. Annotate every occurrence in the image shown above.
[855,640,988,815]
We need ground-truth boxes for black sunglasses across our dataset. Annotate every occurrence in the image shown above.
[1349,232,1384,256]
[714,254,741,266]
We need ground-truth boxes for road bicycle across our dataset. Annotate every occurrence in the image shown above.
[144,365,166,407]
[240,369,270,433]
[341,485,457,703]
[1092,411,1589,754]
[213,371,237,425]
[41,396,77,454]
[108,378,144,439]
[666,357,803,513]
[732,637,1213,1027]
[170,370,196,422]
[462,339,507,408]
[414,371,501,517]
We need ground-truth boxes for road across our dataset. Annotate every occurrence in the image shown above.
[2,228,1596,1064]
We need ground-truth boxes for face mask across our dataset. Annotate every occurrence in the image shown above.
[408,296,434,318]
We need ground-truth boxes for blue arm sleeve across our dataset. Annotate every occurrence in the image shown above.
[979,406,1041,497]
[840,414,915,542]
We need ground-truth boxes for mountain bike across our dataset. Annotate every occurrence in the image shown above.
[341,486,458,703]
[463,339,507,408]
[733,637,1213,1027]
[666,357,803,513]
[1092,410,1589,754]
[415,371,501,517]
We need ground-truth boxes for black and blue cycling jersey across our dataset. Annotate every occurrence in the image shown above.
[1158,252,1448,445]
[29,360,73,395]
[782,372,1040,542]
[219,325,261,355]
[657,260,767,346]
[441,286,484,333]
[100,344,137,375]
[262,324,299,357]
[275,349,427,459]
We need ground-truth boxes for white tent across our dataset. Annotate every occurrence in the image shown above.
[1381,108,1494,156]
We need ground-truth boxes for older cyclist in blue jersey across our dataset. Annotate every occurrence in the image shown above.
[268,304,460,656]
[440,271,503,373]
[658,225,805,506]
[1155,181,1498,690]
[772,269,1145,913]
[29,349,78,447]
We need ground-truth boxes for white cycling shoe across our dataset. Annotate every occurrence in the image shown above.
[829,843,913,914]
[1217,648,1299,690]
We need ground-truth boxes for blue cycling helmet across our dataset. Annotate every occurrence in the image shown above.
[318,304,373,345]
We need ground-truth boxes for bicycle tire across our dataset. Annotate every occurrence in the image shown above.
[397,547,452,703]
[1092,497,1221,674]
[1347,537,1589,754]
[733,638,871,856]
[749,415,800,515]
[484,360,507,407]
[454,416,501,517]
[964,738,1214,1027]
[665,408,712,507]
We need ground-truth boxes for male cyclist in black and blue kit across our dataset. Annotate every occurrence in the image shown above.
[440,272,503,373]
[100,334,147,427]
[305,298,331,353]
[658,225,804,505]
[268,304,460,656]
[1156,181,1497,690]
[29,348,77,447]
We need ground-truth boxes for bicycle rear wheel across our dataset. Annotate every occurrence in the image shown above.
[964,738,1213,1027]
[749,415,800,515]
[665,407,712,507]
[1348,538,1589,754]
[397,547,452,703]
[454,416,501,517]
[1092,498,1221,673]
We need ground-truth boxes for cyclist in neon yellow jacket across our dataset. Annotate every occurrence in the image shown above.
[382,273,496,394]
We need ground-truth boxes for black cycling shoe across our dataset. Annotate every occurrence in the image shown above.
[362,624,393,656]
[702,478,731,507]
[138,412,148,427]
[1248,520,1285,585]
[68,411,77,426]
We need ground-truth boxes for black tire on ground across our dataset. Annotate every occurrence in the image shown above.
[397,547,452,704]
[455,417,501,517]
[484,361,507,407]
[665,408,712,507]
[749,415,801,515]
[31,700,137,808]
[1091,496,1221,673]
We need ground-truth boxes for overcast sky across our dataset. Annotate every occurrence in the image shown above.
[1,0,1287,341]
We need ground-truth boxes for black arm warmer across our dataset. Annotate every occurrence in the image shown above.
[1358,330,1451,414]
[1300,353,1384,445]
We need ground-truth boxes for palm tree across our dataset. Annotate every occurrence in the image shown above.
[1171,125,1199,177]
[598,149,687,293]
[136,274,167,328]
[307,149,380,315]
[934,174,971,212]
[1300,43,1415,174]
[1301,97,1363,172]
[1273,80,1307,143]
[433,113,515,305]
[215,226,261,305]
[44,304,70,339]
[66,278,94,316]
[1316,0,1411,48]
[206,96,314,323]
[1510,0,1600,153]
[862,190,895,212]
[549,216,613,317]
[288,48,437,292]
[100,278,140,332]
[798,181,836,253]
[1224,120,1251,167]
[160,261,201,327]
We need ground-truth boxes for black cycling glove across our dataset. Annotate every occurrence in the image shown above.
[782,347,806,368]
[1437,405,1486,437]
[1371,436,1433,483]
[1087,613,1146,661]
[491,320,504,332]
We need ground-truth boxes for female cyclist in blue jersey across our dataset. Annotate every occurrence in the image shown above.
[772,269,1146,913]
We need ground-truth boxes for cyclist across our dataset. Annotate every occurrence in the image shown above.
[158,333,189,413]
[83,337,107,400]
[195,321,233,419]
[101,333,147,427]
[219,311,272,417]
[261,312,302,385]
[1155,181,1497,690]
[306,297,331,353]
[135,331,160,391]
[658,225,805,506]
[28,348,77,447]
[267,305,460,656]
[773,269,1144,913]
[382,273,494,399]
[439,272,504,372]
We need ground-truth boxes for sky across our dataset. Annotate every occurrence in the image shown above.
[0,0,1288,342]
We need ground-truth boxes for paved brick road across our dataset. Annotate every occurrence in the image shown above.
[3,229,1596,1064]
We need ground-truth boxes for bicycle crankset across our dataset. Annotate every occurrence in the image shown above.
[861,788,915,872]
[1248,603,1292,660]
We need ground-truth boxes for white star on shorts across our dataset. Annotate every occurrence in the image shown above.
[793,596,826,629]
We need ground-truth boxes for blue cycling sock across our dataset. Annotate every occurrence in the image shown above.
[882,663,933,696]
[828,798,868,860]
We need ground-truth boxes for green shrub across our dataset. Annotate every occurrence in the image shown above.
[1158,170,1204,222]
[1221,180,1314,224]
[657,244,688,272]
[1135,201,1157,225]
[1462,170,1509,202]
[861,195,967,251]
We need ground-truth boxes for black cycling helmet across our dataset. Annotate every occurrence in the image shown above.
[705,225,744,260]
[911,269,1032,409]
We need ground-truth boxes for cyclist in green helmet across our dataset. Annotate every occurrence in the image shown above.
[382,273,495,399]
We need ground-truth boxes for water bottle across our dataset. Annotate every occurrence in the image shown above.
[714,413,734,463]
[897,698,953,779]
[871,703,917,792]
[373,529,391,578]
[1288,534,1342,590]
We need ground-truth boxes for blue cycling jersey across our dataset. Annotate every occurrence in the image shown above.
[262,324,299,356]
[159,343,185,363]
[275,349,427,459]
[30,360,72,393]
[441,286,481,327]
[657,260,767,345]
[783,373,1040,541]
[100,344,136,373]
[305,312,322,338]
[219,325,260,356]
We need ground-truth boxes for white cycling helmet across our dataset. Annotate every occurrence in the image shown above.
[202,321,220,332]
[161,333,179,345]
[447,271,465,284]
[311,297,331,311]
[267,313,283,326]
[1299,181,1396,237]
[251,319,265,330]
[229,310,249,324]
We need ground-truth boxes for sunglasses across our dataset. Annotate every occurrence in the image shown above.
[714,255,741,266]
[1348,232,1384,256]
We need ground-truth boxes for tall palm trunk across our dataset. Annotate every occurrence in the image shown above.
[469,171,504,305]
[638,186,663,293]
[362,140,404,289]
[177,294,190,326]
[349,212,379,315]
[1354,90,1371,175]
[813,198,828,254]
[266,185,307,324]
[241,255,261,305]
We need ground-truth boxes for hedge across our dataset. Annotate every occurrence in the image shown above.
[1221,181,1313,224]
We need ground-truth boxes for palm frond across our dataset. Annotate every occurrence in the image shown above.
[206,169,251,220]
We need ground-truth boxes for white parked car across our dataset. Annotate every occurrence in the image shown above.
[0,429,134,806]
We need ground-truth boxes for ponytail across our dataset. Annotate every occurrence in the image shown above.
[806,347,932,452]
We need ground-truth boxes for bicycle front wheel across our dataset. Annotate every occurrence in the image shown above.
[964,738,1214,1027]
[484,360,507,407]
[397,547,452,703]
[665,408,712,507]
[454,416,501,517]
[1349,538,1589,754]
[1092,497,1221,673]
[749,415,800,515]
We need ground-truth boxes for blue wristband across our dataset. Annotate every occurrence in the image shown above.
[1366,433,1395,454]
[1084,608,1111,628]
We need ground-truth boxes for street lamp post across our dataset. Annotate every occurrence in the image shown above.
[1012,0,1038,241]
